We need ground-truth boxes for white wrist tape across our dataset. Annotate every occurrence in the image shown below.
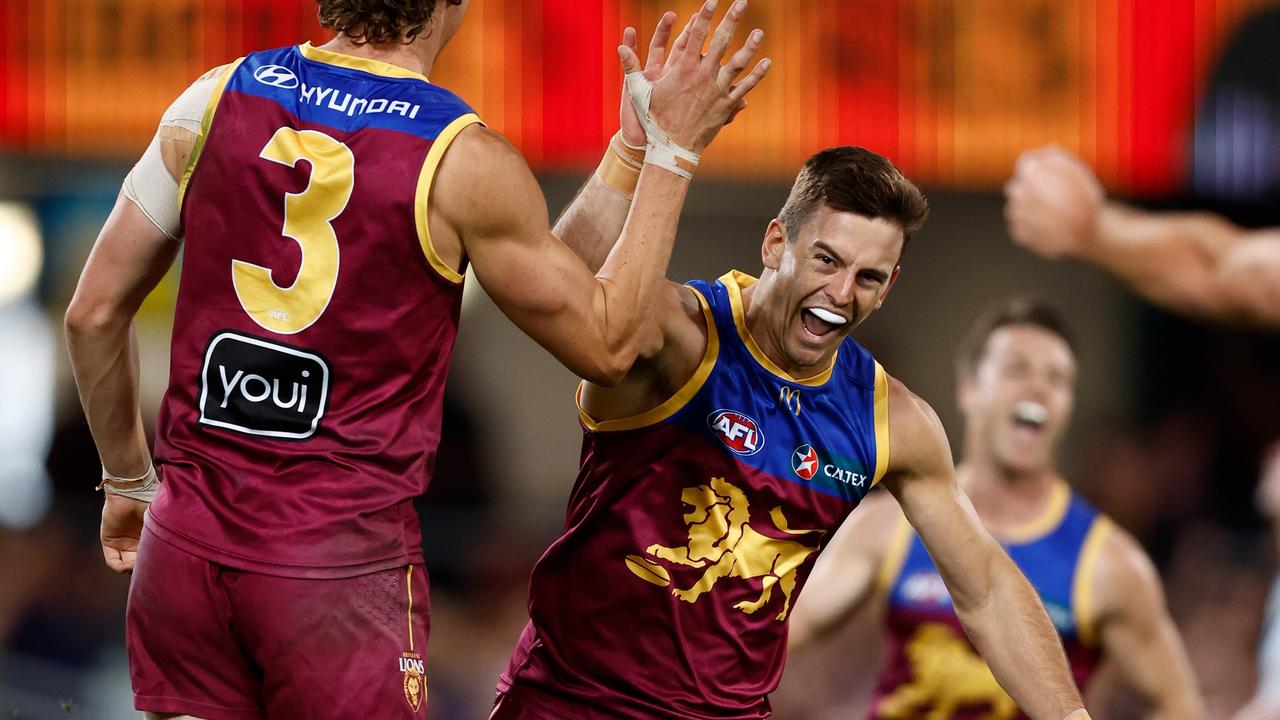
[623,70,700,179]
[97,464,161,503]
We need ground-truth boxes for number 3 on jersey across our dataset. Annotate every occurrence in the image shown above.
[232,127,353,335]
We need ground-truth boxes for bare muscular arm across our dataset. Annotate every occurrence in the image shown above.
[1090,527,1204,719]
[65,64,223,573]
[881,376,1087,720]
[433,1,769,387]
[1005,146,1280,327]
[787,491,900,652]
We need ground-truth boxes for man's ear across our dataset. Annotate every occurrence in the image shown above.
[874,265,903,309]
[762,219,787,270]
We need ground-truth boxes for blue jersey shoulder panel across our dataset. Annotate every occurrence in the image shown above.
[225,45,474,139]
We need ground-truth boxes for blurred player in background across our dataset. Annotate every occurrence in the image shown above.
[1236,444,1280,720]
[1004,146,1280,328]
[493,97,1092,718]
[789,298,1202,719]
[63,0,767,716]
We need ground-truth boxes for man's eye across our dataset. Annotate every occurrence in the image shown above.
[817,255,833,265]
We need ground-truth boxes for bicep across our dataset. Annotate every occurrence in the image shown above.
[882,384,1003,611]
[1094,536,1202,713]
[70,192,181,320]
[791,496,896,645]
[441,129,658,380]
[887,470,1000,611]
[459,152,603,333]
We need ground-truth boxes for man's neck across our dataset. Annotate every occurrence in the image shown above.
[957,457,1063,537]
[740,278,836,380]
[317,34,439,79]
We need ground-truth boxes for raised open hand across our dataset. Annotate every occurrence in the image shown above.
[618,0,770,160]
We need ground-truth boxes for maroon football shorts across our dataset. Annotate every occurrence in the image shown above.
[126,528,430,720]
[490,690,573,720]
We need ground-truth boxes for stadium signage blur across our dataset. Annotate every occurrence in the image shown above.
[0,0,1269,193]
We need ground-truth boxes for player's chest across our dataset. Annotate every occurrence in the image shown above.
[677,369,878,505]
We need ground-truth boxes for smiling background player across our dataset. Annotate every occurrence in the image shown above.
[789,298,1202,719]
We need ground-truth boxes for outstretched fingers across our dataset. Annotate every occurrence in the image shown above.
[680,0,719,65]
[644,11,678,74]
[718,27,763,89]
[705,0,748,66]
[728,57,772,103]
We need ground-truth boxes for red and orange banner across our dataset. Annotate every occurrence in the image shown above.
[1,0,1274,193]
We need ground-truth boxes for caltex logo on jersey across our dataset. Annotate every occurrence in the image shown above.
[708,410,764,455]
[792,444,820,480]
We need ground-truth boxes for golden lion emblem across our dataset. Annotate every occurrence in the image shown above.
[878,623,1018,720]
[624,477,824,621]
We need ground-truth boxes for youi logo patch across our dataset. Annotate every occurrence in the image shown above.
[198,331,330,440]
[707,409,764,456]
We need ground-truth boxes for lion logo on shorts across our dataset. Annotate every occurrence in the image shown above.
[878,623,1018,720]
[624,476,825,621]
[399,652,426,713]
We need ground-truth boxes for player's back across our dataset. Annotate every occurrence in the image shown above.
[148,43,481,578]
[871,485,1107,719]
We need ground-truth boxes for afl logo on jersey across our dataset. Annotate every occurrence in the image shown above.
[253,64,300,89]
[708,410,764,456]
[792,444,820,480]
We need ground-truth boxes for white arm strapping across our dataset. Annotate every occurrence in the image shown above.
[123,136,181,240]
[121,71,218,240]
[623,70,700,179]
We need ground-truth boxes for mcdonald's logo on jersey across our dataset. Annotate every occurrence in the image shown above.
[777,386,802,416]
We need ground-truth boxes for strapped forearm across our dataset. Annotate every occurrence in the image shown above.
[1087,202,1242,317]
[591,163,690,363]
[555,133,646,272]
[955,555,1084,720]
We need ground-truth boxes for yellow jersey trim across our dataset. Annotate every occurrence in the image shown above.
[720,270,837,386]
[996,480,1071,544]
[874,514,914,595]
[871,362,891,487]
[177,58,242,208]
[1072,516,1111,647]
[298,42,431,82]
[413,113,484,284]
[577,289,719,432]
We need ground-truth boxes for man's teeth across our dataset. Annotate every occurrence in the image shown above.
[808,308,848,325]
[1014,401,1048,426]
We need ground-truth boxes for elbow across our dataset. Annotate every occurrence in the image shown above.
[64,296,128,341]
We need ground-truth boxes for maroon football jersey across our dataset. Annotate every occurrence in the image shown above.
[499,273,890,718]
[147,43,481,578]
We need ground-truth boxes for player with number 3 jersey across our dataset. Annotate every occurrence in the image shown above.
[64,1,771,718]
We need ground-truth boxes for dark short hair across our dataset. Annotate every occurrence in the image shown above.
[317,0,461,45]
[955,297,1078,378]
[777,146,929,254]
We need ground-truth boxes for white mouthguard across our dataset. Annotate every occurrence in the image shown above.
[1014,401,1048,425]
[808,308,848,325]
